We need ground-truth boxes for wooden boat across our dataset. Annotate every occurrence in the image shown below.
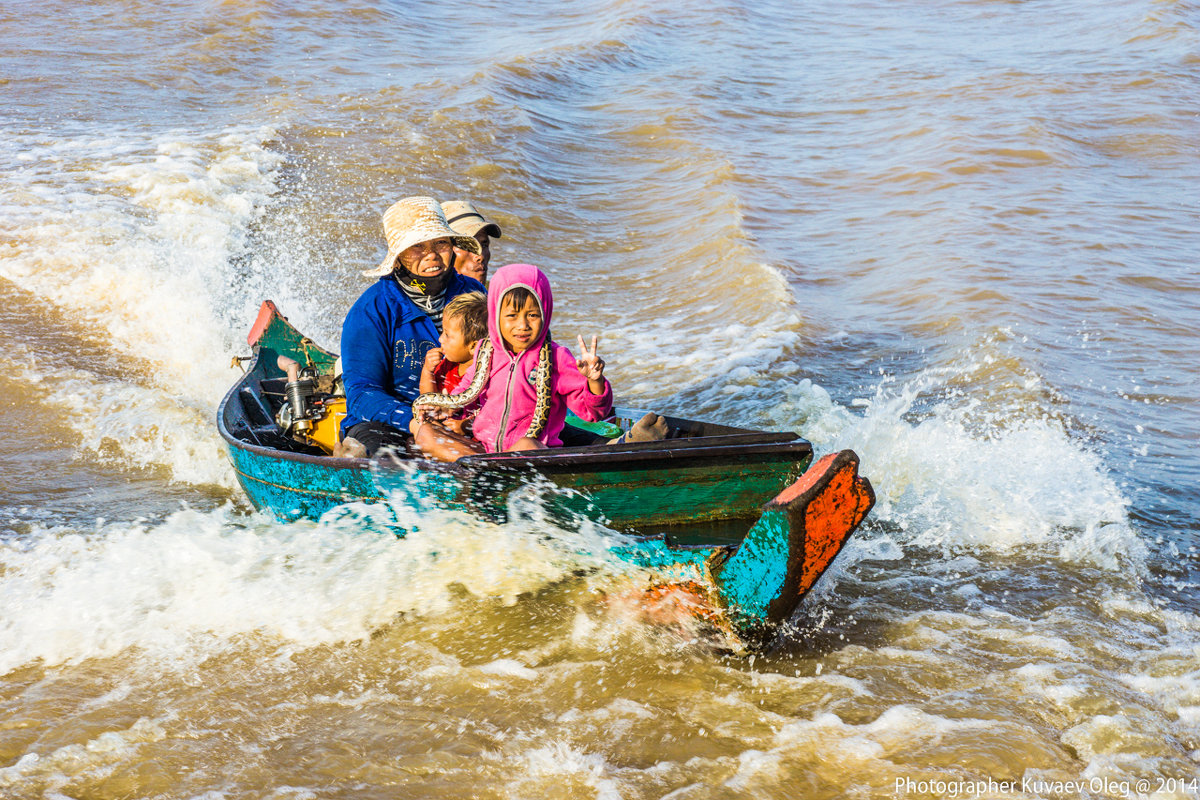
[217,301,875,649]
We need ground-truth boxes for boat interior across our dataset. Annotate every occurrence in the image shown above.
[222,372,804,463]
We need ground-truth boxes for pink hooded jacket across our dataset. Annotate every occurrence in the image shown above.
[457,263,614,452]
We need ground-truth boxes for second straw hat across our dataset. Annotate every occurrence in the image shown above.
[441,200,503,240]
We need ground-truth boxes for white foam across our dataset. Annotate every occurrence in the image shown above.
[717,363,1149,572]
[1013,662,1092,709]
[725,748,783,792]
[0,716,169,792]
[0,126,283,483]
[1100,600,1200,733]
[476,659,540,680]
[1061,715,1157,766]
[510,741,624,800]
[556,698,657,743]
[779,704,992,753]
[979,627,1081,660]
[748,669,874,698]
[0,502,617,675]
[0,352,236,488]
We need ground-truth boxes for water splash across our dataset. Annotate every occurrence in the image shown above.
[676,331,1149,573]
[0,491,636,676]
[0,125,284,483]
[3,127,282,400]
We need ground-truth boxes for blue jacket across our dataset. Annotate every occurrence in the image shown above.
[340,272,485,437]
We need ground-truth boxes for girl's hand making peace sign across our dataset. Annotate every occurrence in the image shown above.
[576,334,608,394]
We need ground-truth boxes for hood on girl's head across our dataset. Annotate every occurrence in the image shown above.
[487,263,554,352]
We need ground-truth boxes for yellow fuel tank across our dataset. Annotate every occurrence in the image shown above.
[305,396,346,454]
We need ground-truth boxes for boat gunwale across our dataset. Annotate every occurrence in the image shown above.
[221,385,814,476]
[461,437,814,471]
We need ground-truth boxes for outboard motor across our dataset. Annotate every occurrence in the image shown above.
[277,355,318,437]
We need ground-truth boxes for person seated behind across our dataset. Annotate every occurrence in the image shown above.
[411,291,487,437]
[441,200,501,285]
[411,263,613,461]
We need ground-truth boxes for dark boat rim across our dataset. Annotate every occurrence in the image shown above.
[220,371,813,473]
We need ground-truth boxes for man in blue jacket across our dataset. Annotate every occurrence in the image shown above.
[339,196,486,457]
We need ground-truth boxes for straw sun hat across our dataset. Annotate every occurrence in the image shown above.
[362,196,483,278]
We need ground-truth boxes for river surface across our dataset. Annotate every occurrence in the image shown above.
[2,1,1199,798]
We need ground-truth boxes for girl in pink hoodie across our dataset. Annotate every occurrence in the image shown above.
[413,263,613,459]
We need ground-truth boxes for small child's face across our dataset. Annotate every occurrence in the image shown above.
[499,294,543,353]
[439,316,475,364]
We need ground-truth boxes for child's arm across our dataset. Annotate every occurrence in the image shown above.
[418,347,444,395]
[555,339,614,422]
[414,353,482,425]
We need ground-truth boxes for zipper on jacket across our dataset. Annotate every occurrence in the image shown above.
[494,356,520,452]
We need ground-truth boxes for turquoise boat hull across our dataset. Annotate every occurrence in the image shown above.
[217,302,876,648]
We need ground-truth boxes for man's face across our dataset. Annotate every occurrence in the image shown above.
[453,232,490,284]
[474,232,492,268]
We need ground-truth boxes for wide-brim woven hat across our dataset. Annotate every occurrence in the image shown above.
[441,199,502,240]
[363,196,483,278]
